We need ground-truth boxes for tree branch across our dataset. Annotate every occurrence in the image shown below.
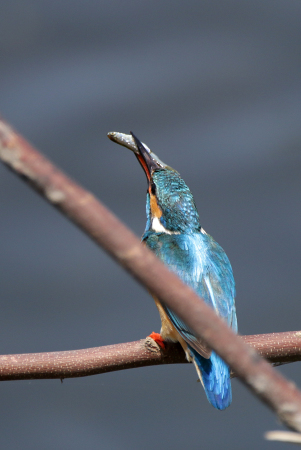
[1,118,301,431]
[265,431,301,445]
[0,331,300,382]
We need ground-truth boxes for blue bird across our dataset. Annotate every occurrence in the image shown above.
[108,131,237,410]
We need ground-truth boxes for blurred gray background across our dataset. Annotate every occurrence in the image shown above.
[1,1,301,448]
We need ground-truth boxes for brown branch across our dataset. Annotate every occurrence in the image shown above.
[1,118,301,431]
[242,331,301,366]
[0,331,300,382]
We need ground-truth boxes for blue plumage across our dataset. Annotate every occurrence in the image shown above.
[109,131,237,410]
[143,224,236,410]
[191,350,232,410]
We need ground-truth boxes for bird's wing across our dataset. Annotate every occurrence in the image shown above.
[143,232,237,358]
[203,233,237,332]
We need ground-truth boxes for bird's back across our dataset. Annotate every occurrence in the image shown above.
[143,229,237,409]
[143,230,236,330]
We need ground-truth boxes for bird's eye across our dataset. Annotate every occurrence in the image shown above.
[150,181,156,195]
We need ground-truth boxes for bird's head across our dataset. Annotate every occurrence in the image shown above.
[108,131,201,234]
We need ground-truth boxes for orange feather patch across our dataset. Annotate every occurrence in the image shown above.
[149,193,162,218]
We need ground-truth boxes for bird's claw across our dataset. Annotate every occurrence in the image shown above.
[148,332,166,349]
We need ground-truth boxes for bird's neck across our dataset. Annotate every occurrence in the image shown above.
[144,193,201,235]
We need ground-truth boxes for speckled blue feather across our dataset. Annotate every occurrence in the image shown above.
[190,349,232,410]
[143,169,237,410]
[152,170,201,233]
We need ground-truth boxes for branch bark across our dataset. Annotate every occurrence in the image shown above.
[1,118,301,431]
[0,331,300,382]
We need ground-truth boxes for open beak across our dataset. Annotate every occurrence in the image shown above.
[107,131,168,181]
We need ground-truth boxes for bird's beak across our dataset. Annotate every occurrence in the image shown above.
[107,131,168,181]
[130,131,162,180]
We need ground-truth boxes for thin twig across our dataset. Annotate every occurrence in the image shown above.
[1,118,301,431]
[265,431,301,444]
[0,331,300,381]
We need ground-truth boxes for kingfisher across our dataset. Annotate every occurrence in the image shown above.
[108,131,237,410]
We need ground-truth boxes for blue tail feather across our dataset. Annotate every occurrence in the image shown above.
[190,347,232,410]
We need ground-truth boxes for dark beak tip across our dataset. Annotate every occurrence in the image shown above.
[130,131,143,149]
[130,131,138,141]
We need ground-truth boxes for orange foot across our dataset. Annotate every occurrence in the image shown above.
[149,332,165,349]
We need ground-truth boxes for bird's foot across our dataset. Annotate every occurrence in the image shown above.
[148,332,165,349]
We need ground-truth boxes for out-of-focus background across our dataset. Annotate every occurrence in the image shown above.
[1,1,301,448]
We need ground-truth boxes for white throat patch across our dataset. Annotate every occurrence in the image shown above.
[151,217,180,235]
